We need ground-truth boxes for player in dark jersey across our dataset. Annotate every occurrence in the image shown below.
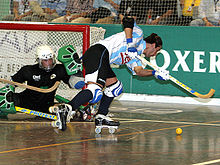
[0,45,84,130]
[11,45,83,113]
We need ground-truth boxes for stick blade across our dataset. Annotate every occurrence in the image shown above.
[194,89,215,99]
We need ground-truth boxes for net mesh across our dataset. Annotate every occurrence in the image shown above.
[0,24,106,99]
[0,0,203,26]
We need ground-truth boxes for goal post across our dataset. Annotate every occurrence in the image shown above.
[0,22,106,99]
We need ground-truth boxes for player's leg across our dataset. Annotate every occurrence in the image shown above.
[98,77,118,115]
[50,84,99,124]
[54,44,106,125]
[92,50,123,133]
[76,103,98,121]
[95,79,123,133]
[68,44,110,110]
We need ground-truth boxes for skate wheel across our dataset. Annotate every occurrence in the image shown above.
[49,106,58,113]
[49,107,53,113]
[51,121,60,127]
[109,127,116,134]
[95,127,102,134]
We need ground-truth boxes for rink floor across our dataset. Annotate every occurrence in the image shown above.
[0,100,220,165]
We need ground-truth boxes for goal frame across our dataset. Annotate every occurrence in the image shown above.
[0,22,90,54]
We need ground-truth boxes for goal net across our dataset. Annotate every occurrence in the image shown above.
[0,23,106,100]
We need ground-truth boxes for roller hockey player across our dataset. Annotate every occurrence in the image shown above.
[0,45,84,131]
[59,16,168,134]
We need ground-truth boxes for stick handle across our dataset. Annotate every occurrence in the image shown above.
[136,56,215,99]
[0,78,60,93]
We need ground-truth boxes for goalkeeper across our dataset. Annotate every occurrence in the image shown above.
[0,45,84,115]
[52,16,169,130]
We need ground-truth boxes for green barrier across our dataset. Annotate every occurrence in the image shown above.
[0,0,11,20]
[97,24,220,98]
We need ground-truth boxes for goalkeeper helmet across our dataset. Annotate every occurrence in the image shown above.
[36,45,56,72]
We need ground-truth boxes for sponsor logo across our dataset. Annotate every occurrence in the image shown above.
[50,74,56,79]
[120,52,131,64]
[153,50,220,73]
[33,75,41,81]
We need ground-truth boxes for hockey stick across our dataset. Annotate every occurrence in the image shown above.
[137,55,215,99]
[0,78,60,93]
[15,106,57,120]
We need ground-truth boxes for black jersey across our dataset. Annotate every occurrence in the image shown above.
[11,64,70,112]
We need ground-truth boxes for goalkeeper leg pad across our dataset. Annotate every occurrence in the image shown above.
[0,85,16,113]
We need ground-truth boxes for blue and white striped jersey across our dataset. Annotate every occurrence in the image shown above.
[98,23,146,75]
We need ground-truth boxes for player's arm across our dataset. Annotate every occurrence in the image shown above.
[122,16,136,52]
[202,17,214,26]
[134,66,169,81]
[13,1,19,19]
[134,66,153,77]
[11,66,27,83]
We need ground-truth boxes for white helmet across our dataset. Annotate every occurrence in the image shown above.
[36,45,56,72]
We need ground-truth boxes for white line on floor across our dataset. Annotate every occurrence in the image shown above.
[115,118,220,127]
[192,159,220,165]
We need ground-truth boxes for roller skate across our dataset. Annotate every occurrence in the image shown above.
[75,104,98,121]
[90,104,98,119]
[95,114,120,134]
[82,103,98,121]
[49,103,74,131]
[75,105,90,121]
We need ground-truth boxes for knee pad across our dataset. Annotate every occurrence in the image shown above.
[104,81,123,97]
[86,84,103,104]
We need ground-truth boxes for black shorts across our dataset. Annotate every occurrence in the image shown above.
[83,44,116,87]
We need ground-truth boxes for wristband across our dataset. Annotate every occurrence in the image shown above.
[152,70,156,75]
[126,38,132,44]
